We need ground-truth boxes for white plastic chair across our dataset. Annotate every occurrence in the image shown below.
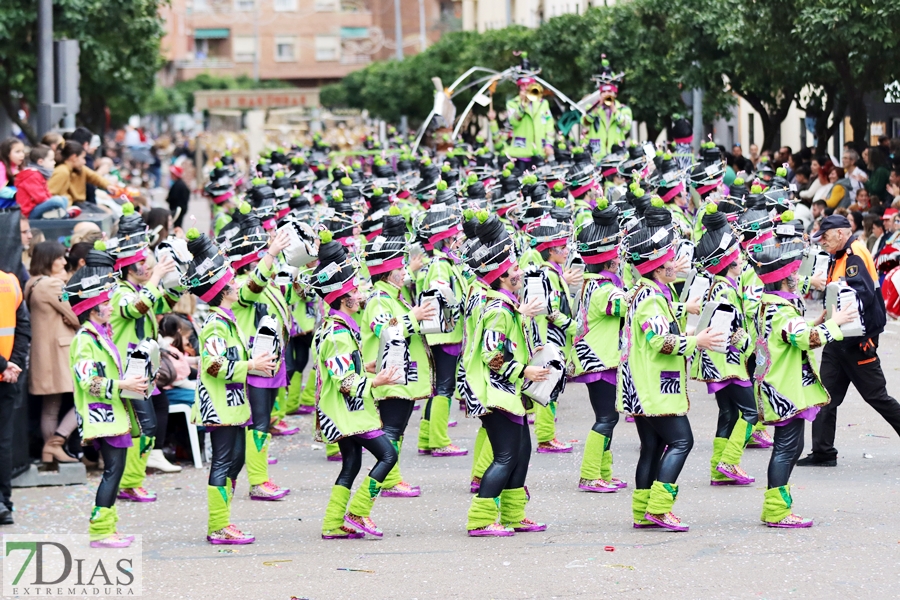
[168,404,203,469]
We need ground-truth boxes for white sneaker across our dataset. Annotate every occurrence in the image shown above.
[147,449,182,473]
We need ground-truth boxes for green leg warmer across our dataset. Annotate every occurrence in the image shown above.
[272,387,287,422]
[89,506,117,541]
[471,427,488,478]
[299,368,316,407]
[762,486,794,524]
[325,442,341,458]
[534,401,557,444]
[499,487,528,526]
[322,485,352,533]
[601,449,615,482]
[417,399,431,451]
[580,430,606,481]
[347,476,381,517]
[428,395,452,449]
[472,435,494,479]
[284,371,303,414]
[381,438,404,488]
[207,485,231,534]
[245,429,271,486]
[632,489,653,525]
[119,435,153,489]
[646,480,679,515]
[710,437,731,481]
[721,418,753,466]
[466,496,501,530]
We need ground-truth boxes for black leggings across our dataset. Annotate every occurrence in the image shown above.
[335,433,398,488]
[587,380,619,439]
[248,385,277,434]
[96,439,128,508]
[286,333,313,379]
[768,419,805,489]
[634,415,693,489]
[432,345,459,399]
[477,411,531,499]
[130,396,158,439]
[714,383,759,438]
[152,390,169,450]
[378,398,415,443]
[208,426,246,487]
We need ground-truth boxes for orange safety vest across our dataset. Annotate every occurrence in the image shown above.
[828,239,878,284]
[0,271,22,360]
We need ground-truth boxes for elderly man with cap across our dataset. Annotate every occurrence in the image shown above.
[799,214,900,466]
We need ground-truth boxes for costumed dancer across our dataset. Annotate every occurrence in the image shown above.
[68,242,146,548]
[691,205,758,486]
[222,202,293,500]
[582,55,632,158]
[360,208,437,498]
[205,161,239,237]
[619,198,724,531]
[184,228,277,544]
[747,237,856,527]
[568,199,628,493]
[505,53,555,172]
[463,211,548,537]
[109,203,180,503]
[312,229,401,539]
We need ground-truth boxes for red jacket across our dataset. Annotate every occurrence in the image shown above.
[15,168,51,217]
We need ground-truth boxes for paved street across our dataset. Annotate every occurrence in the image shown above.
[6,315,900,599]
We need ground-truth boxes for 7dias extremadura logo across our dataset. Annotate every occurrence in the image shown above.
[3,535,142,597]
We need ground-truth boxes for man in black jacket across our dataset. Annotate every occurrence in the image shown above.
[800,215,900,466]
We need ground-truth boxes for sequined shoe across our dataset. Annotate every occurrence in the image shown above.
[578,477,619,493]
[268,457,278,465]
[633,521,662,529]
[418,448,432,455]
[270,420,300,436]
[327,452,343,462]
[117,487,157,502]
[644,512,689,532]
[322,525,365,539]
[468,523,514,537]
[715,463,755,485]
[290,405,315,415]
[431,444,468,457]
[380,481,421,498]
[469,477,481,494]
[536,438,573,453]
[625,415,635,423]
[747,429,774,449]
[610,477,628,489]
[766,514,813,528]
[207,524,255,545]
[344,513,383,537]
[448,419,458,427]
[90,534,133,548]
[508,518,547,532]
[249,481,290,501]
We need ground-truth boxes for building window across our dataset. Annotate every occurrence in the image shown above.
[275,36,296,62]
[314,0,339,11]
[234,36,257,63]
[315,35,340,61]
[234,0,254,10]
[273,0,296,10]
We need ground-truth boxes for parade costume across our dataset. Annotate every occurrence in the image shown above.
[619,199,695,531]
[582,56,632,157]
[205,163,238,237]
[463,212,545,537]
[568,200,626,492]
[224,203,291,501]
[312,231,398,538]
[360,210,434,497]
[67,243,135,548]
[747,238,844,527]
[505,54,555,167]
[109,203,180,503]
[691,205,757,486]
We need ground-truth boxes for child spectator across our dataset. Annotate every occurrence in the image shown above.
[15,145,71,219]
[0,137,25,209]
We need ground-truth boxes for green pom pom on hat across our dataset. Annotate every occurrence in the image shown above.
[252,177,266,186]
[467,173,478,184]
[705,203,718,215]
[442,164,451,173]
[275,171,285,178]
[633,187,645,198]
[437,180,448,191]
[650,197,664,208]
[553,182,564,192]
[239,202,252,215]
[597,198,609,209]
[780,209,794,222]
[388,205,402,217]
[750,184,763,194]
[463,208,475,220]
[332,189,344,201]
[501,169,511,177]
[319,229,333,244]
[121,202,135,216]
[340,176,352,186]
[373,187,384,196]
[475,209,489,224]
[733,177,745,186]
[93,240,107,251]
[776,167,787,177]
[554,198,566,208]
[186,228,201,241]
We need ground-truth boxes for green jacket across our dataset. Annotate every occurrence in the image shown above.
[313,310,381,443]
[690,275,751,383]
[582,100,632,157]
[617,278,697,416]
[286,283,318,335]
[530,260,576,351]
[232,260,286,372]
[463,288,534,418]
[506,97,555,159]
[753,292,843,424]
[415,249,464,346]
[110,279,179,360]
[193,307,251,427]
[71,321,135,443]
[738,260,764,344]
[568,271,627,378]
[361,280,434,401]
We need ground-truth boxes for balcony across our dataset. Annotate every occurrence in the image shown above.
[174,57,235,69]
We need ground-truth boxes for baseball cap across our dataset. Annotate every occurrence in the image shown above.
[811,214,851,242]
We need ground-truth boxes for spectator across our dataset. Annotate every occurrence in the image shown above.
[878,135,891,157]
[887,166,900,205]
[842,148,867,203]
[0,267,31,525]
[855,188,872,211]
[794,164,812,192]
[40,132,64,155]
[0,138,26,209]
[66,241,94,273]
[69,221,102,246]
[15,145,71,219]
[864,145,892,206]
[867,213,885,253]
[47,142,112,206]
[776,145,794,178]
[801,157,828,201]
[874,208,898,257]
[849,211,864,234]
[68,128,99,204]
[142,208,172,251]
[167,159,190,229]
[748,143,760,168]
[18,218,33,288]
[23,242,80,465]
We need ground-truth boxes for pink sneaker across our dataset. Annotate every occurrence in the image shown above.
[508,518,547,532]
[327,452,343,462]
[644,511,689,532]
[536,438,573,454]
[578,478,619,493]
[270,420,300,436]
[207,524,255,545]
[418,448,432,455]
[766,513,813,528]
[117,487,157,502]
[291,405,315,415]
[322,525,365,539]
[448,419,458,427]
[610,477,628,489]
[268,457,278,465]
[715,463,755,485]
[469,477,481,494]
[431,444,468,457]
[344,513,383,537]
[381,481,421,498]
[747,429,774,449]
[625,415,635,423]
[468,523,514,537]
[90,534,133,548]
[249,481,290,501]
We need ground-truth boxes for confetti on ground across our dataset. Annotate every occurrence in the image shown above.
[218,549,239,554]
[337,568,374,573]
[264,560,293,567]
[601,564,635,571]
[604,546,615,552]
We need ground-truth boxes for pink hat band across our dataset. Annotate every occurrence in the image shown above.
[198,268,235,303]
[758,260,801,284]
[71,290,113,316]
[636,247,675,276]
[367,256,405,276]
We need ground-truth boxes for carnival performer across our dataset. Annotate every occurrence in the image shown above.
[582,55,633,157]
[619,198,724,531]
[68,242,147,548]
[505,53,555,169]
[747,237,856,526]
[568,199,627,492]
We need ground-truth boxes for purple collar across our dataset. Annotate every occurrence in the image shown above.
[499,288,518,304]
[551,261,564,276]
[769,290,800,301]
[218,307,237,321]
[651,279,673,302]
[329,308,360,333]
[600,270,623,287]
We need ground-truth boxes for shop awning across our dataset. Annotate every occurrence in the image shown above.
[194,28,230,39]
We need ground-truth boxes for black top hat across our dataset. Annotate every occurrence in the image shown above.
[63,241,119,316]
